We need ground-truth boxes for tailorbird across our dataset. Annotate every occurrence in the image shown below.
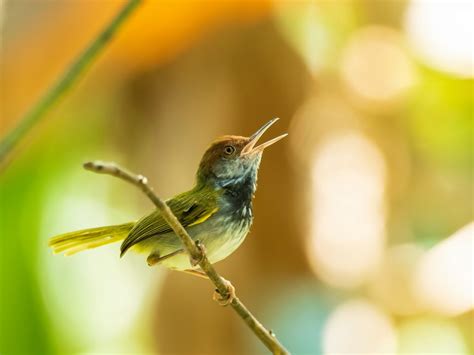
[49,118,287,273]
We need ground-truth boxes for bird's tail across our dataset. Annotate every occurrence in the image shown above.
[49,222,134,256]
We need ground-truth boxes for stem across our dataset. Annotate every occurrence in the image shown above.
[83,161,290,355]
[0,0,142,167]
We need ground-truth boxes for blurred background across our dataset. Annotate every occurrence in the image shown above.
[0,0,472,354]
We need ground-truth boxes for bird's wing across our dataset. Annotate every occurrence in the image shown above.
[120,188,219,256]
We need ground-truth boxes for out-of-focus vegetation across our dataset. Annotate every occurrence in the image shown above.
[1,1,472,354]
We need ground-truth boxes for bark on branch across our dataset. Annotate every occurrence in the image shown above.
[83,161,290,355]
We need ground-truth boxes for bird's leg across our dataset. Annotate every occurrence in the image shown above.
[213,277,236,306]
[181,269,208,279]
[147,249,184,267]
[179,240,208,278]
[181,238,236,306]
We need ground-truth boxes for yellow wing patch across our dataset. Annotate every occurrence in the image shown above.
[188,207,218,226]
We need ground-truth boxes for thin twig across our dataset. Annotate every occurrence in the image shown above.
[0,0,142,168]
[83,161,290,355]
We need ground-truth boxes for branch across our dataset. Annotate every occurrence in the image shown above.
[0,0,142,168]
[83,161,290,355]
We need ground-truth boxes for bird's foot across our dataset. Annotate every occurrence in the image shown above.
[213,277,236,306]
[147,253,161,266]
[182,269,208,279]
[190,240,206,267]
[147,249,184,267]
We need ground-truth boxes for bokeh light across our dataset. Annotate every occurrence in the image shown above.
[398,318,470,354]
[308,132,386,288]
[369,243,424,316]
[287,93,359,170]
[322,299,397,354]
[263,283,336,355]
[340,26,415,103]
[405,0,473,78]
[274,1,356,76]
[274,1,329,74]
[39,169,158,352]
[413,222,474,316]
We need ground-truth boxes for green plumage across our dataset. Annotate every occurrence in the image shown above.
[49,185,221,259]
[49,223,134,256]
[120,186,220,256]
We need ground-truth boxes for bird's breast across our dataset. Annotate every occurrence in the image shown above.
[197,174,256,263]
[198,210,253,264]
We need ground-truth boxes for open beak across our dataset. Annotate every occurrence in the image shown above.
[241,118,288,156]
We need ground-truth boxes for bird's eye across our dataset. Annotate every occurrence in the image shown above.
[224,145,236,155]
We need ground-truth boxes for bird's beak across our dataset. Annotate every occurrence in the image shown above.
[241,118,288,156]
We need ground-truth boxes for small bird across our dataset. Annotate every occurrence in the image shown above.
[49,118,287,274]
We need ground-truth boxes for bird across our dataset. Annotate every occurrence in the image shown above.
[49,118,287,276]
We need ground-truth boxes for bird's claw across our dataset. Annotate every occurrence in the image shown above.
[190,240,206,267]
[213,277,236,306]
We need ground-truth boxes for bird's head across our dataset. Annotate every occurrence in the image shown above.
[196,118,287,188]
